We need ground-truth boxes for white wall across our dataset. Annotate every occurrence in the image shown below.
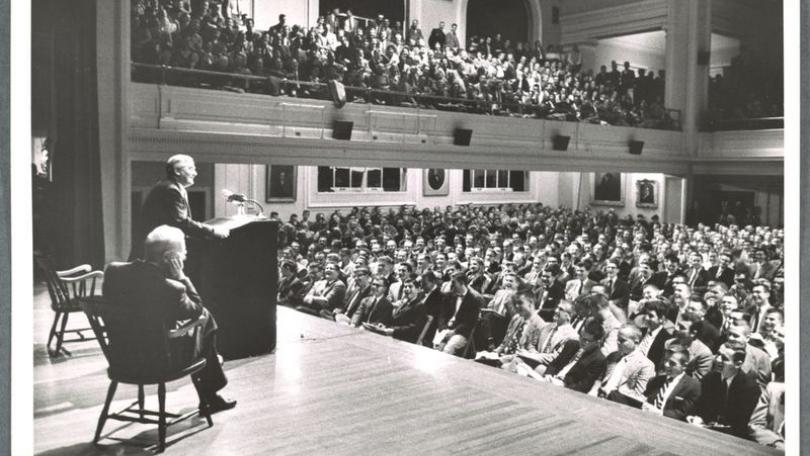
[214,165,560,220]
[592,39,665,74]
[253,0,318,30]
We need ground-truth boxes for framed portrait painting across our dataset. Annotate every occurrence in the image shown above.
[635,179,658,208]
[590,172,625,206]
[266,165,297,202]
[423,169,449,196]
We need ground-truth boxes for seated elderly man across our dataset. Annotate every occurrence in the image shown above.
[591,323,655,407]
[103,225,236,414]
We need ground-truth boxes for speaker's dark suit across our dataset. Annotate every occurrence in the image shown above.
[130,179,215,260]
[697,370,761,438]
[644,374,701,421]
[103,261,227,401]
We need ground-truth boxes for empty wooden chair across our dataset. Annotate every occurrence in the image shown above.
[35,253,101,356]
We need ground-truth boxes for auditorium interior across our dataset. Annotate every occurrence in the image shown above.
[29,0,788,454]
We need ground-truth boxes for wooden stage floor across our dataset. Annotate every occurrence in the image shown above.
[34,293,779,455]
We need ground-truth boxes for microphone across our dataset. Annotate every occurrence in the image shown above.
[221,189,264,215]
[222,189,247,203]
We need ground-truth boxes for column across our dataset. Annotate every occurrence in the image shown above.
[664,0,711,156]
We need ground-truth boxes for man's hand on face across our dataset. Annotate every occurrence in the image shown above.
[166,254,187,281]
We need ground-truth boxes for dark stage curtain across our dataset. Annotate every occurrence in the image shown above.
[48,0,105,268]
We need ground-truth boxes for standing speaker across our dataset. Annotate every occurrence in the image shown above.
[552,135,571,151]
[629,140,644,155]
[453,128,473,146]
[332,121,353,140]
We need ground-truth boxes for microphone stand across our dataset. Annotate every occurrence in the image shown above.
[236,198,264,216]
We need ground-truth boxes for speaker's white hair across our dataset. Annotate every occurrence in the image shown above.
[165,154,194,178]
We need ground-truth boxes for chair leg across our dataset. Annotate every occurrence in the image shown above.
[54,311,70,356]
[94,381,117,444]
[46,312,61,355]
[192,376,214,427]
[138,385,145,420]
[158,383,166,452]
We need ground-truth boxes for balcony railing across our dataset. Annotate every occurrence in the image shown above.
[131,62,682,131]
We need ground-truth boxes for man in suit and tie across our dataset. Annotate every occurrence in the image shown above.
[726,322,772,391]
[277,260,305,308]
[600,260,630,317]
[691,344,761,438]
[684,251,710,296]
[300,262,347,315]
[636,299,674,369]
[130,154,229,260]
[537,265,565,321]
[661,254,684,297]
[465,257,490,294]
[386,262,412,303]
[683,297,721,352]
[351,276,394,327]
[564,260,597,302]
[749,248,778,281]
[371,278,427,344]
[541,317,607,393]
[434,272,482,356]
[478,273,517,348]
[593,324,655,407]
[708,251,735,288]
[427,21,446,50]
[667,320,714,380]
[518,300,579,373]
[747,282,775,334]
[641,350,701,421]
[334,267,373,324]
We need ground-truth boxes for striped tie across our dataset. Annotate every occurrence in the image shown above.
[653,378,673,409]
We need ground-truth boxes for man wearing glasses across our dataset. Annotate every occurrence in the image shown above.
[300,262,346,315]
[351,276,393,327]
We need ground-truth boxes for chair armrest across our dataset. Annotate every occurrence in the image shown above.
[59,270,104,283]
[169,314,207,339]
[56,264,92,277]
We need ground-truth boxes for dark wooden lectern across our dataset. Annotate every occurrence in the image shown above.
[187,216,278,360]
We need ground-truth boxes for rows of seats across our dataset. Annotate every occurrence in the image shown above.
[130,1,677,129]
[275,203,785,450]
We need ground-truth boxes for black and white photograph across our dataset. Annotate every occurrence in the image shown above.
[9,0,801,454]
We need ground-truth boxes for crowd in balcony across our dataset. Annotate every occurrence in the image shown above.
[271,202,784,450]
[130,0,678,130]
[707,49,784,126]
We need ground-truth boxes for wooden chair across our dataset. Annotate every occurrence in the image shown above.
[35,253,102,356]
[82,299,214,452]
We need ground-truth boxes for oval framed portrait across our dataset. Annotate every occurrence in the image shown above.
[423,169,449,196]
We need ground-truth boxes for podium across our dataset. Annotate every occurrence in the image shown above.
[186,216,278,360]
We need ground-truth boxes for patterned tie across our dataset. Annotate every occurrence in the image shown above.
[653,377,673,409]
[638,332,654,356]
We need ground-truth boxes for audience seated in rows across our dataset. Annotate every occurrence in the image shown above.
[130,1,676,129]
[273,202,785,449]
